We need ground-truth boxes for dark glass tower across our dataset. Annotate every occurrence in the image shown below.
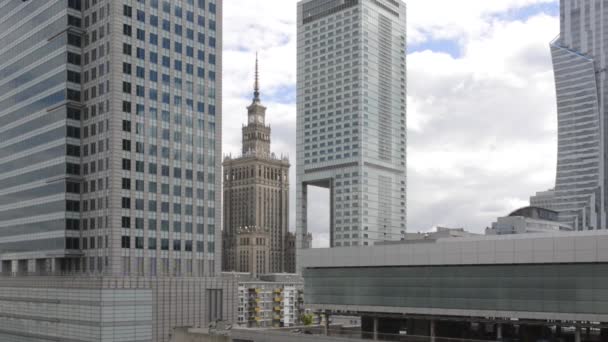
[0,0,84,272]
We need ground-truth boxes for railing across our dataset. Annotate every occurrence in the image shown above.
[282,326,498,342]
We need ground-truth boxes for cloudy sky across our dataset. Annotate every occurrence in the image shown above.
[222,0,560,246]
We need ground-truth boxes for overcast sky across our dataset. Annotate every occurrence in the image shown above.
[222,0,560,247]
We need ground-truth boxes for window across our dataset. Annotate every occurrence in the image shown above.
[123,62,132,75]
[68,0,81,11]
[67,70,81,83]
[66,200,80,212]
[123,43,132,56]
[122,217,131,228]
[123,81,131,93]
[66,219,80,231]
[66,182,80,194]
[124,5,133,17]
[123,24,132,36]
[149,33,158,45]
[67,89,81,101]
[123,101,132,113]
[121,197,131,209]
[66,237,80,249]
[67,33,81,47]
[121,236,131,249]
[122,178,131,190]
[67,144,80,157]
[122,159,131,170]
[68,15,82,28]
[136,66,145,78]
[123,120,132,132]
[67,107,81,120]
[137,10,146,22]
[67,126,80,138]
[66,163,80,175]
[149,238,157,250]
[136,48,145,59]
[135,237,144,249]
[122,139,131,151]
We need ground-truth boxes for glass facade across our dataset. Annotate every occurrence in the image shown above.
[304,264,608,315]
[0,0,222,276]
[296,0,407,250]
[0,0,82,258]
[547,0,608,230]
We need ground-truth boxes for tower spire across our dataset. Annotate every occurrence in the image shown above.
[253,52,260,102]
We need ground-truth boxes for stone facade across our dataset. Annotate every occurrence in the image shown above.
[235,226,270,275]
[222,57,291,274]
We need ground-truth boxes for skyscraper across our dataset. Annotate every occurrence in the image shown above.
[296,0,407,253]
[0,0,221,277]
[548,0,608,230]
[0,1,233,341]
[223,56,291,274]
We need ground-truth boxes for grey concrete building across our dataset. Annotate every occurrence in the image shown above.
[0,275,237,342]
[0,0,232,341]
[300,231,608,341]
[296,0,407,256]
[540,0,608,230]
[487,206,573,236]
[222,57,291,274]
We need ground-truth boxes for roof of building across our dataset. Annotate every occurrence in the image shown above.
[508,206,559,221]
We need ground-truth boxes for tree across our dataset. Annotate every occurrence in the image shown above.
[301,313,314,326]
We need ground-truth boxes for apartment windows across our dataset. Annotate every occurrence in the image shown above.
[121,197,131,209]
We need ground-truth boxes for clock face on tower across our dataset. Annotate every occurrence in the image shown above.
[256,115,263,123]
[249,115,255,124]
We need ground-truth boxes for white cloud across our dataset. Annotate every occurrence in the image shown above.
[406,0,556,44]
[223,0,560,242]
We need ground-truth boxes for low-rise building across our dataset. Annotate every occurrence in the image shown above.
[300,231,608,341]
[487,206,573,235]
[223,273,306,328]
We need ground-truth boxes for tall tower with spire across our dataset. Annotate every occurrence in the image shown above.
[242,54,271,157]
[223,55,293,274]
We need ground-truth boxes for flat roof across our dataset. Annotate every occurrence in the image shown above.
[300,230,608,269]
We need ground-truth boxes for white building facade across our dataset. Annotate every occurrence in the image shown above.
[296,0,407,255]
[234,275,305,328]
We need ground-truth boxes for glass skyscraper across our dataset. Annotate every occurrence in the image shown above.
[0,0,222,276]
[296,0,407,254]
[548,0,608,230]
[0,2,233,342]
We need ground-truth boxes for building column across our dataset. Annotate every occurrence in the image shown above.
[430,320,436,342]
[496,323,503,341]
[575,326,581,342]
[373,317,379,341]
[27,259,36,273]
[324,312,330,336]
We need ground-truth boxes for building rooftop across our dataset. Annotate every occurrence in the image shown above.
[300,230,608,269]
